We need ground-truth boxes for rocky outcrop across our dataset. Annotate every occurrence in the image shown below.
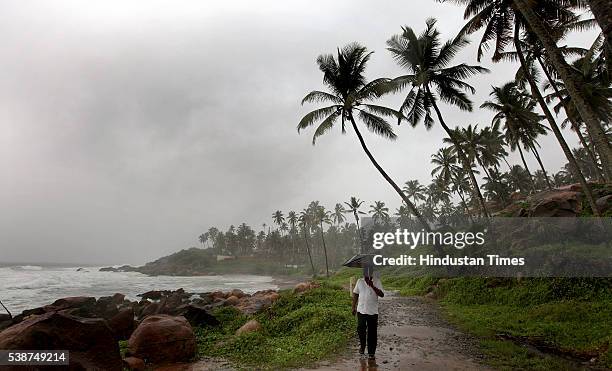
[235,319,262,336]
[108,307,136,340]
[127,315,196,364]
[496,183,612,217]
[0,311,122,370]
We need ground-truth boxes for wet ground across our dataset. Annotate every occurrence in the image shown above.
[157,292,491,371]
[301,293,491,371]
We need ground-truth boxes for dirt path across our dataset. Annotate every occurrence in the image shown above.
[302,292,491,371]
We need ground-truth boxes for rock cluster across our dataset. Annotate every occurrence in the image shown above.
[0,282,320,370]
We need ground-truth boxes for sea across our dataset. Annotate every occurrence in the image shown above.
[0,264,277,314]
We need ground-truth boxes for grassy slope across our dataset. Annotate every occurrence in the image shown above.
[195,283,354,370]
[339,267,612,370]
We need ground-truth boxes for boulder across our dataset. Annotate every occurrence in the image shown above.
[225,295,240,306]
[108,307,136,340]
[123,356,145,371]
[229,289,246,298]
[235,319,261,336]
[0,311,122,370]
[140,302,160,318]
[112,293,126,305]
[44,296,96,312]
[127,315,196,364]
[528,190,581,217]
[181,304,219,327]
[596,194,612,213]
[266,292,280,302]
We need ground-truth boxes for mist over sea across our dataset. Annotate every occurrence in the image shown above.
[0,264,277,313]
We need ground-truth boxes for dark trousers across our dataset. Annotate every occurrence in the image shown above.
[357,312,378,355]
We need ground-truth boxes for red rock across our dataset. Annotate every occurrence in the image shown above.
[127,315,195,364]
[0,311,121,370]
[235,319,261,336]
[123,356,145,370]
[229,289,246,298]
[44,296,96,312]
[225,295,240,306]
[140,301,160,318]
[112,293,126,305]
[108,307,135,340]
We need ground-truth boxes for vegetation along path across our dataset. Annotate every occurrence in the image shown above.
[303,292,490,371]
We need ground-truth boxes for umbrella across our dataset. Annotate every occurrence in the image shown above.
[342,254,375,268]
[342,254,377,277]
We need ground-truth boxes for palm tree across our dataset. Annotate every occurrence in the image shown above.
[272,210,284,231]
[287,211,298,262]
[450,168,475,221]
[369,201,390,225]
[298,209,316,276]
[431,147,460,186]
[386,18,490,217]
[481,82,553,191]
[198,233,208,248]
[402,180,427,206]
[332,203,346,225]
[298,43,430,230]
[544,43,611,180]
[507,165,533,194]
[310,202,331,277]
[448,0,602,213]
[344,196,366,253]
[587,0,612,50]
[483,168,512,205]
[512,0,612,176]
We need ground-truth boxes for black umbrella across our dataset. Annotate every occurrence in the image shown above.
[342,254,376,276]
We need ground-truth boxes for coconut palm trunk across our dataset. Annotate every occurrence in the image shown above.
[516,141,537,193]
[513,23,601,215]
[587,0,612,50]
[319,220,330,277]
[353,211,363,254]
[529,144,553,190]
[514,0,612,181]
[537,56,606,182]
[457,190,475,223]
[0,299,11,319]
[303,229,316,277]
[348,115,432,231]
[426,87,490,217]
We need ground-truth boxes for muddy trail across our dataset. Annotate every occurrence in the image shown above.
[301,292,491,371]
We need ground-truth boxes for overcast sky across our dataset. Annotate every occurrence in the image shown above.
[0,1,598,265]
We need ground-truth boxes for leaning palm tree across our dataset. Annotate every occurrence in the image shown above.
[402,180,427,206]
[369,201,390,225]
[481,82,548,192]
[298,209,316,276]
[447,0,602,213]
[512,0,612,175]
[386,18,490,217]
[298,43,430,230]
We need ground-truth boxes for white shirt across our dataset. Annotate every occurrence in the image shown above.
[352,277,383,315]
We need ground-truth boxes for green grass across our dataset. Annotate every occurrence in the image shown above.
[379,274,612,369]
[194,283,354,369]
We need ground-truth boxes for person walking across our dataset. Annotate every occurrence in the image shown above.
[352,267,384,359]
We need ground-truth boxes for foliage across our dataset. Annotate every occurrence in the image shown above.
[195,284,354,369]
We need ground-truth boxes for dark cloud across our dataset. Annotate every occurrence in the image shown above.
[0,0,598,264]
